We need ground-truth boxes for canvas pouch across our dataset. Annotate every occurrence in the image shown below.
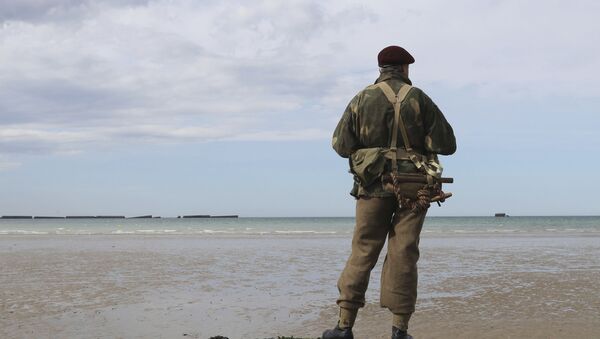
[350,147,387,187]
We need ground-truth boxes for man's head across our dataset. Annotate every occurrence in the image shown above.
[378,45,414,76]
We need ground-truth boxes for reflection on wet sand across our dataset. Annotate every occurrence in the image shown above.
[1,234,599,338]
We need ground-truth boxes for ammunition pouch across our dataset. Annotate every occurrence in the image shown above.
[350,147,387,187]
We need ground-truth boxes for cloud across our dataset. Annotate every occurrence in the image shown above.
[0,0,153,23]
[0,0,598,157]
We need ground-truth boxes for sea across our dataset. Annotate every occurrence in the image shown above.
[1,216,599,235]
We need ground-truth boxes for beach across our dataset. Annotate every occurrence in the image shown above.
[2,231,600,338]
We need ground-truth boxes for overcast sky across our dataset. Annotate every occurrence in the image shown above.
[1,0,599,216]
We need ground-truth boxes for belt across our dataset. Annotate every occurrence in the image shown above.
[383,148,419,161]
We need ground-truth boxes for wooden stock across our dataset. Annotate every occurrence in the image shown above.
[389,174,454,184]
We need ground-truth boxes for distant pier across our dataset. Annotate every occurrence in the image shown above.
[2,214,239,219]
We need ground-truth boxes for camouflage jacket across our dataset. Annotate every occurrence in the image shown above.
[332,68,456,198]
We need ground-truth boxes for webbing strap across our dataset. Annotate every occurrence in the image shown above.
[376,82,413,170]
[383,148,412,160]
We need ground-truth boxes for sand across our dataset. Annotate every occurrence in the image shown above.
[1,234,600,338]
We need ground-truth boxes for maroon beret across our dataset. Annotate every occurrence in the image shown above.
[377,46,415,66]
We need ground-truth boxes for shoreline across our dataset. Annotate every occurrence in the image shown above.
[2,234,600,338]
[2,231,600,238]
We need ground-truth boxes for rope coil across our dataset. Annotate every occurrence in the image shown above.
[389,172,446,213]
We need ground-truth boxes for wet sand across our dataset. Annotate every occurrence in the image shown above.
[1,234,599,338]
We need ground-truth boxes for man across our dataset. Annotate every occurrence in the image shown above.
[322,46,456,339]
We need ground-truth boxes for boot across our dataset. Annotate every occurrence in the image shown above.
[392,326,413,339]
[322,324,354,339]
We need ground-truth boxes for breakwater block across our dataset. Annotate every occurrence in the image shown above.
[1,216,32,219]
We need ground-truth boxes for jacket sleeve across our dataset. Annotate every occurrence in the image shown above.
[332,95,361,158]
[420,91,457,155]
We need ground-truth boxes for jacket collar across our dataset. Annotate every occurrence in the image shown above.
[375,67,412,85]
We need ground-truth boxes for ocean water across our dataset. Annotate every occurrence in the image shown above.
[0,216,599,235]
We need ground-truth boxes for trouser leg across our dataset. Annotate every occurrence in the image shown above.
[380,206,426,314]
[338,307,357,329]
[337,197,396,309]
[392,312,412,331]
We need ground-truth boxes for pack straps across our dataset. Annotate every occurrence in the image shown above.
[375,82,413,171]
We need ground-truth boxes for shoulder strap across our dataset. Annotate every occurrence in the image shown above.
[375,82,413,171]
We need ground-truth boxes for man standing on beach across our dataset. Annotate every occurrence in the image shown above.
[322,46,456,339]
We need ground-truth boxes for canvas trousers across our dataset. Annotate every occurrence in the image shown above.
[336,196,426,314]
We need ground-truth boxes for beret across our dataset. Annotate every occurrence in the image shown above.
[378,46,415,66]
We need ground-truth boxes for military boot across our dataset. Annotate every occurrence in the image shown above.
[322,324,354,339]
[392,326,413,339]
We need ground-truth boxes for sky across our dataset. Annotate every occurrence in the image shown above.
[0,0,599,217]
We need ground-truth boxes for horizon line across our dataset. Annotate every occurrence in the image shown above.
[2,214,600,219]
